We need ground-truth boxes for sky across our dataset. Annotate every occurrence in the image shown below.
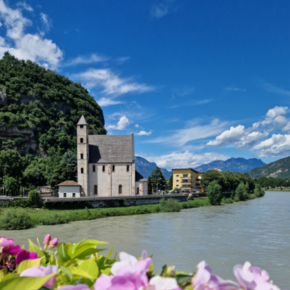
[1,0,290,170]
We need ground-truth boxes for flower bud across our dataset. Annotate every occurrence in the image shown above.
[49,238,59,248]
[43,234,51,245]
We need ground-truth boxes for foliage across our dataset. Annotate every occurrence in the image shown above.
[173,187,180,194]
[254,176,289,188]
[159,198,181,212]
[0,209,33,230]
[62,150,77,181]
[254,183,265,198]
[6,177,19,196]
[28,190,40,206]
[147,176,152,195]
[167,174,173,190]
[236,182,247,201]
[148,166,167,192]
[40,213,70,225]
[207,180,223,205]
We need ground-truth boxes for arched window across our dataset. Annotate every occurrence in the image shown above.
[64,193,66,198]
[118,185,122,194]
[81,168,84,174]
[127,165,130,172]
[81,154,84,159]
[80,138,83,143]
[73,193,75,197]
[93,165,96,172]
[80,125,83,129]
[137,188,139,195]
[94,185,98,195]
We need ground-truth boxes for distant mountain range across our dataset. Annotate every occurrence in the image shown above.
[135,156,266,179]
[135,156,172,179]
[195,158,266,173]
[248,156,290,179]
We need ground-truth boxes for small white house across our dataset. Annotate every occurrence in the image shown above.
[58,181,81,198]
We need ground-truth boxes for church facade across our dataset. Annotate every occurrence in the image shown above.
[77,115,147,197]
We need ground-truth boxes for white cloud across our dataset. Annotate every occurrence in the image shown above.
[40,13,51,31]
[136,130,152,136]
[64,54,108,66]
[225,85,246,92]
[97,97,123,107]
[151,4,168,18]
[168,99,211,109]
[116,56,130,63]
[251,134,290,157]
[107,116,130,130]
[0,0,62,68]
[235,131,269,149]
[207,125,245,147]
[16,2,33,12]
[146,118,228,147]
[135,124,139,128]
[144,151,230,170]
[262,82,290,97]
[73,68,154,97]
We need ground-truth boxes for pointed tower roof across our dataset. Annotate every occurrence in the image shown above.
[77,115,88,126]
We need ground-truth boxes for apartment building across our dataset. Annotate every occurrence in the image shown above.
[172,168,204,192]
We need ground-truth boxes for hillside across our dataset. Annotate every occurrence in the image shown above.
[135,156,172,179]
[248,156,290,179]
[0,52,106,156]
[195,157,265,173]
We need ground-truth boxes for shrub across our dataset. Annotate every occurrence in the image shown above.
[207,180,222,205]
[40,213,70,225]
[28,189,40,206]
[222,197,234,204]
[236,182,247,201]
[254,184,265,198]
[160,198,181,212]
[0,209,33,230]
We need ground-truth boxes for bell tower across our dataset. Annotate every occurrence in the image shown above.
[77,115,89,196]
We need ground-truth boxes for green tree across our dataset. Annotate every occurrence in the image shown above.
[167,174,173,190]
[23,158,46,188]
[254,183,265,197]
[207,180,222,205]
[201,170,223,189]
[6,177,19,196]
[236,182,246,201]
[149,167,167,192]
[48,162,74,189]
[62,150,77,181]
[148,176,152,195]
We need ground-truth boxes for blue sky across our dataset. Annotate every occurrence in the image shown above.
[1,0,290,169]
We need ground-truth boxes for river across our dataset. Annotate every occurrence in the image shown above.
[1,191,289,288]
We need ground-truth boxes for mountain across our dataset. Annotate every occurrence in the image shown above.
[195,158,266,173]
[0,52,105,156]
[248,156,290,178]
[135,156,172,179]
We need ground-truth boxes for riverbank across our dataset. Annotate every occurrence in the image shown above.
[266,189,290,192]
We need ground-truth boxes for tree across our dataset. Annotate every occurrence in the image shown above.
[48,162,74,189]
[254,183,265,197]
[207,180,222,205]
[167,174,173,190]
[149,167,167,192]
[236,182,246,201]
[148,176,152,195]
[6,177,19,196]
[62,150,77,181]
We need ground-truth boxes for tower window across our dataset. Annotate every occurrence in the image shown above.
[80,125,83,128]
[94,185,98,195]
[102,165,105,172]
[64,193,66,198]
[93,165,96,172]
[112,165,115,172]
[81,154,84,159]
[80,138,83,143]
[119,185,122,194]
[127,165,129,172]
[137,187,139,195]
[81,168,84,174]
[73,193,75,198]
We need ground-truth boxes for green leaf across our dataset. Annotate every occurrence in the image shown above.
[175,274,193,283]
[0,273,56,290]
[70,268,95,279]
[18,258,42,274]
[60,266,73,282]
[28,239,45,259]
[106,247,114,259]
[57,242,71,264]
[0,268,7,281]
[77,258,99,278]
[71,240,107,260]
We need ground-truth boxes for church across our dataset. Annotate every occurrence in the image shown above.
[75,115,147,197]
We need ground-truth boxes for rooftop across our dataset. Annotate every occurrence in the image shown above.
[172,168,199,173]
[77,115,88,126]
[58,180,81,186]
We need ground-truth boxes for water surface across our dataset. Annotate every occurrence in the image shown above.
[1,192,289,288]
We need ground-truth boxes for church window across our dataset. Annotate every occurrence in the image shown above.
[81,154,84,159]
[80,125,83,128]
[64,193,66,197]
[94,185,98,195]
[119,185,122,194]
[81,168,84,174]
[80,138,83,143]
[73,193,75,197]
[102,165,105,172]
[112,165,115,172]
[137,187,139,195]
[93,165,96,172]
[127,165,130,172]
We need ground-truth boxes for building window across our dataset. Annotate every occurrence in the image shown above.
[137,187,139,195]
[119,185,122,194]
[112,165,115,172]
[176,185,179,187]
[81,168,84,174]
[176,175,179,177]
[80,138,83,143]
[176,180,179,182]
[127,165,130,172]
[93,165,96,172]
[73,193,75,198]
[102,165,105,172]
[80,125,83,128]
[81,154,84,159]
[94,185,98,195]
[64,193,66,197]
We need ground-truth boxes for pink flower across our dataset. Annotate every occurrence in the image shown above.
[20,265,58,288]
[192,261,239,290]
[234,262,282,290]
[148,275,181,290]
[49,238,59,248]
[16,249,39,266]
[59,285,90,290]
[43,234,51,245]
[0,237,22,256]
[94,275,136,290]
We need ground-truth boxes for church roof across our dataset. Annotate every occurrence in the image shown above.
[77,115,88,126]
[88,134,134,163]
[58,180,81,186]
[135,171,146,181]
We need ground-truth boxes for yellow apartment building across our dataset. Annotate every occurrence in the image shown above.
[172,168,204,192]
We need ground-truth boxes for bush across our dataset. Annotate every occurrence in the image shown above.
[222,197,234,204]
[236,182,247,201]
[254,184,265,198]
[160,198,181,212]
[0,209,33,230]
[28,190,40,206]
[40,213,70,225]
[207,180,222,205]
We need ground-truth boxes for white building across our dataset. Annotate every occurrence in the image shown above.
[58,180,81,198]
[76,115,147,197]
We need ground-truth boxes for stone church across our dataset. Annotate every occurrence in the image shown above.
[77,115,147,197]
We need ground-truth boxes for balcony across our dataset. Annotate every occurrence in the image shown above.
[180,181,192,184]
[181,176,191,179]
